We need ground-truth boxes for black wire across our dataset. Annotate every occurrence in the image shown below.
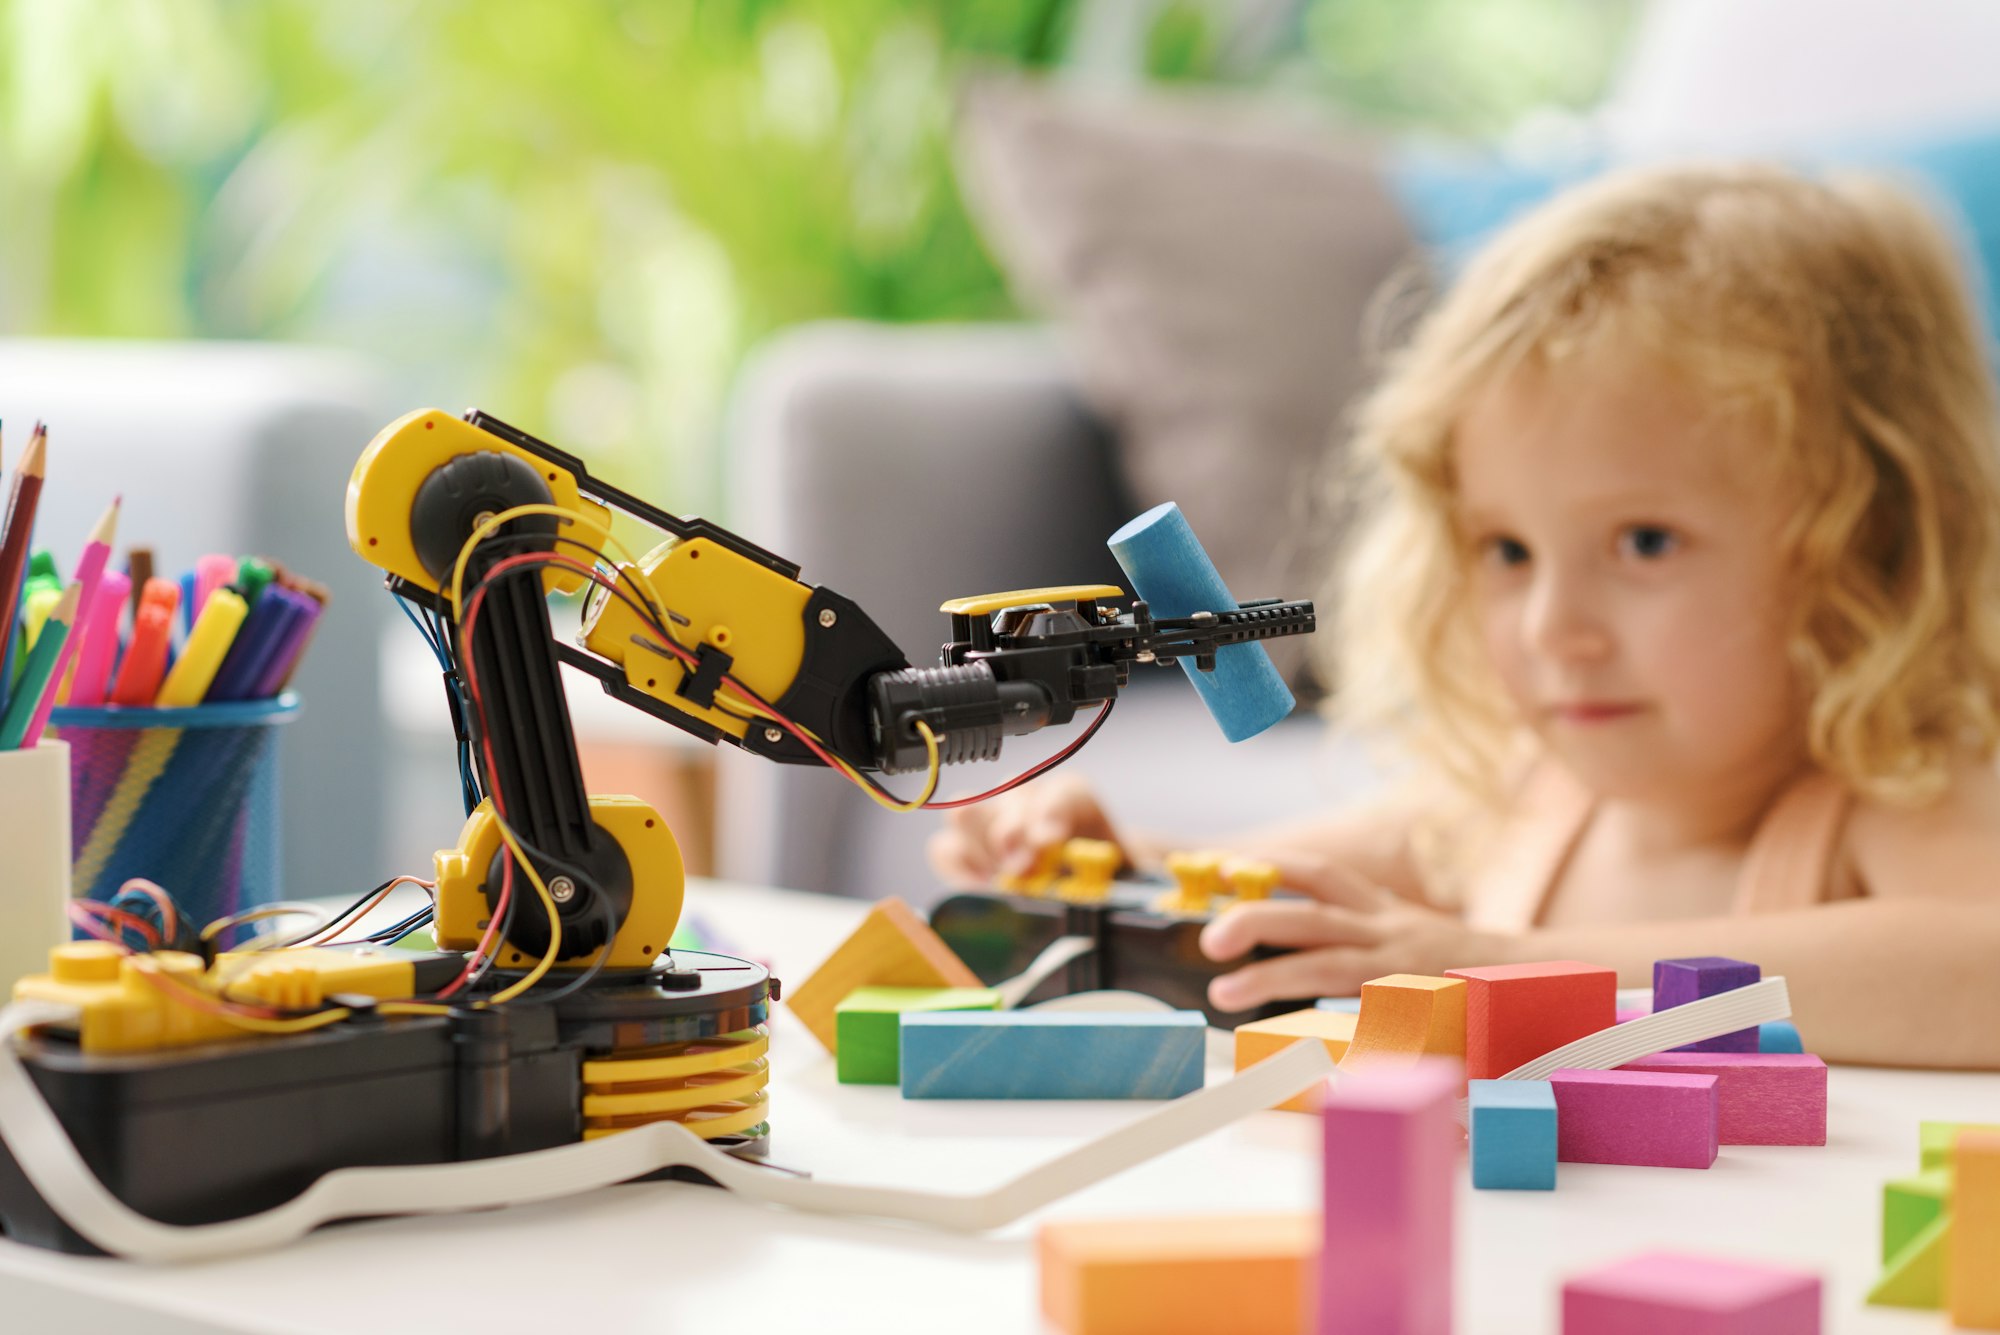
[537,894,619,1003]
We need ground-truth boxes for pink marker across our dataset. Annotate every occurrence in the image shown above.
[22,498,118,745]
[193,552,237,620]
[64,568,129,707]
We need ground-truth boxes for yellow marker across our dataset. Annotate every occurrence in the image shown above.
[155,587,248,706]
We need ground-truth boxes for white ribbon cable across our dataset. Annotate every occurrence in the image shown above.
[1499,976,1792,1082]
[994,935,1096,1009]
[0,1002,1334,1263]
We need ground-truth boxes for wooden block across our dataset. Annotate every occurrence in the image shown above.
[1880,1168,1952,1262]
[900,1011,1205,1100]
[1758,1020,1804,1054]
[1616,1053,1826,1146]
[1615,1006,1650,1025]
[1549,1069,1719,1169]
[1951,1128,2000,1329]
[1468,1078,1557,1190]
[786,897,982,1053]
[1316,996,1363,1014]
[1317,1057,1460,1335]
[1921,1119,2000,1170]
[1651,956,1760,1053]
[1338,974,1466,1071]
[1039,1212,1316,1335]
[1235,1008,1358,1112]
[1562,1252,1820,1333]
[1444,960,1616,1079]
[833,985,1001,1084]
[1867,1213,1948,1310]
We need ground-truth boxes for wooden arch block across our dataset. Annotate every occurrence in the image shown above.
[1338,974,1466,1071]
[786,897,982,1053]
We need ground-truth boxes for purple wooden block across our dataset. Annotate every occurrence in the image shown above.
[1652,957,1760,1052]
[1550,1069,1719,1168]
[1562,1251,1821,1333]
[1318,1057,1460,1335]
[1617,1053,1827,1146]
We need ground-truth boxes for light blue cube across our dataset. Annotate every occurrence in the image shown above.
[1469,1079,1558,1190]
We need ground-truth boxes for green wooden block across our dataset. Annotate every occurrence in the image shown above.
[1883,1168,1954,1262]
[1920,1120,2000,1170]
[1867,1212,1949,1310]
[834,986,1002,1085]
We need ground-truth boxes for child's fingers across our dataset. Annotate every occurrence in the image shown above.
[1198,901,1383,961]
[925,827,992,888]
[1251,852,1391,912]
[1208,949,1370,1014]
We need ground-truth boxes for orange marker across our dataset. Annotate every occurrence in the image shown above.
[109,578,180,706]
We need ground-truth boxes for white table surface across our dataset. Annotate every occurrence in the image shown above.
[0,880,1994,1335]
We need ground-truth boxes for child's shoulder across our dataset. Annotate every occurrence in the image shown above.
[1844,758,2000,902]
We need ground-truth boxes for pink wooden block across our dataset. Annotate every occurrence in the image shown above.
[1617,1053,1826,1146]
[1550,1069,1719,1169]
[1615,1006,1650,1025]
[1318,1057,1460,1335]
[1563,1251,1821,1333]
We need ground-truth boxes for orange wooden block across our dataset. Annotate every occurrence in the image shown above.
[1951,1128,2000,1328]
[1235,1008,1358,1112]
[1339,974,1466,1071]
[1444,960,1617,1079]
[785,897,982,1053]
[1040,1213,1316,1335]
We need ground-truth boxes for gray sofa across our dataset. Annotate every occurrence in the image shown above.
[716,322,1374,902]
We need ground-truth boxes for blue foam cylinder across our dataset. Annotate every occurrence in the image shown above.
[1106,501,1295,742]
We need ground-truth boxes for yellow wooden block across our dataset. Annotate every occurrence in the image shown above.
[1951,1128,2000,1329]
[785,897,982,1053]
[1040,1213,1317,1335]
[1338,974,1467,1070]
[1235,1008,1358,1112]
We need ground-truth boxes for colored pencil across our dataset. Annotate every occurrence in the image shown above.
[19,498,119,747]
[0,425,48,720]
[0,582,78,748]
[157,586,247,707]
[65,568,130,707]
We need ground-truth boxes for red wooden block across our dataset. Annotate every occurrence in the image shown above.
[1550,1069,1719,1169]
[1618,1053,1826,1146]
[1443,960,1617,1080]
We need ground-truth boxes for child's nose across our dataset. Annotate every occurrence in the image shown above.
[1523,568,1613,662]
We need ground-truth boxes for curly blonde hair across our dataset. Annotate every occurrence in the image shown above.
[1331,162,2000,808]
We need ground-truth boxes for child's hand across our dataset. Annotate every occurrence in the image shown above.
[1198,856,1501,1012]
[926,775,1132,888]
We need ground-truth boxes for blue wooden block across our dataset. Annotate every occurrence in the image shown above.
[1758,1020,1805,1054]
[899,1011,1207,1100]
[1468,1079,1558,1190]
[1652,956,1761,1053]
[1107,501,1294,742]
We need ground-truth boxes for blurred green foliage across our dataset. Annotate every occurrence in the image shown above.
[0,0,1633,510]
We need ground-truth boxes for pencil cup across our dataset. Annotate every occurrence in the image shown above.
[48,695,300,928]
[0,741,71,996]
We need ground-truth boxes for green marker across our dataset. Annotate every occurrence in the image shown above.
[235,556,276,608]
[10,551,59,690]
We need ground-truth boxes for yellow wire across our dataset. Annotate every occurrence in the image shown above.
[484,813,565,1003]
[447,501,654,620]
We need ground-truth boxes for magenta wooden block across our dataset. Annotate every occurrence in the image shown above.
[1615,1006,1650,1025]
[1318,1057,1461,1335]
[1652,956,1760,1052]
[1550,1069,1719,1168]
[1562,1251,1821,1333]
[1618,1053,1827,1146]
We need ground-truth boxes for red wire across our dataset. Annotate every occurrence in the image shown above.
[68,899,162,950]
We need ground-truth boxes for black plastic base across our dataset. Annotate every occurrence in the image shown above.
[929,890,1303,1028]
[0,951,772,1256]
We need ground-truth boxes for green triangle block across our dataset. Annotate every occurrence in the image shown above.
[835,986,1002,1084]
[1884,1167,1954,1261]
[1867,1212,1949,1310]
[1921,1121,2000,1170]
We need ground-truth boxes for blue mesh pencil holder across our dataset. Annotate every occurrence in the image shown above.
[48,694,301,927]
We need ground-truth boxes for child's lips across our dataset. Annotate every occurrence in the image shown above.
[1548,701,1646,724]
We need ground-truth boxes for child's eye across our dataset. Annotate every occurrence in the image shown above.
[1479,535,1531,568]
[1618,525,1680,560]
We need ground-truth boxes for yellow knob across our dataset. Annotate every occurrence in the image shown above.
[1064,838,1122,881]
[50,941,123,984]
[997,843,1064,898]
[1164,850,1225,912]
[1226,861,1280,902]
